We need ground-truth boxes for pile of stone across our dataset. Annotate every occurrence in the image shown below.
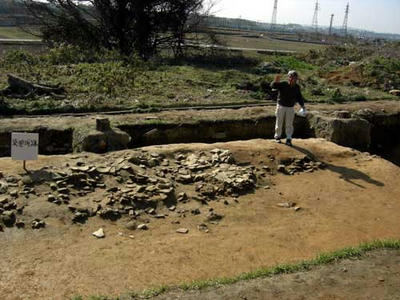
[0,148,257,231]
[0,182,42,230]
[277,155,326,175]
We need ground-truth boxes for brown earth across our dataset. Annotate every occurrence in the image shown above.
[0,138,400,300]
[324,65,366,87]
[154,249,400,300]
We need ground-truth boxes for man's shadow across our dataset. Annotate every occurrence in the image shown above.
[291,144,384,189]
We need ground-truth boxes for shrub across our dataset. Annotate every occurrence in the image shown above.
[273,56,314,71]
[1,50,38,66]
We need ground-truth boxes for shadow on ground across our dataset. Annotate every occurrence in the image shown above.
[292,144,384,189]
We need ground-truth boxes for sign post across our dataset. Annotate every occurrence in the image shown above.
[11,132,39,172]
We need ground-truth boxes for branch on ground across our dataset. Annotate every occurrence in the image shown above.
[0,74,66,99]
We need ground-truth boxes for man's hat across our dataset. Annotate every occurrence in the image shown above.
[288,70,298,78]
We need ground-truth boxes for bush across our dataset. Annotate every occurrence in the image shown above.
[1,50,38,66]
[41,44,123,65]
[273,56,314,71]
[350,95,367,102]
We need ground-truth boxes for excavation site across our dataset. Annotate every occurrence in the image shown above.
[1,5,400,298]
[0,102,400,299]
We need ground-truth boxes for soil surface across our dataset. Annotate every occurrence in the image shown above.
[153,249,400,300]
[0,138,400,300]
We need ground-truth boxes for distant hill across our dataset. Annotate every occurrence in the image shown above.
[0,0,25,15]
[205,16,400,41]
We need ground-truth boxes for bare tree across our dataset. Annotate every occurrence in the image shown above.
[22,0,212,59]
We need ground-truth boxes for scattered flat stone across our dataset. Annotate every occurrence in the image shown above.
[277,202,295,208]
[97,167,111,174]
[92,228,105,238]
[0,181,8,194]
[293,206,301,211]
[277,165,286,173]
[68,206,77,212]
[57,188,69,194]
[168,206,176,211]
[21,176,33,185]
[1,211,16,227]
[197,223,209,232]
[176,228,189,234]
[107,187,119,193]
[9,190,18,198]
[146,208,155,215]
[205,211,224,222]
[15,221,25,229]
[125,221,137,230]
[137,224,148,230]
[176,174,192,184]
[72,212,88,223]
[31,219,45,229]
[191,208,201,215]
[154,214,166,219]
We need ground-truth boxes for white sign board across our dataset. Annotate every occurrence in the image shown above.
[11,132,39,161]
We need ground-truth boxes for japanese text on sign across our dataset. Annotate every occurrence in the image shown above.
[11,132,39,161]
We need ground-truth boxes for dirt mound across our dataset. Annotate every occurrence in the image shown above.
[324,65,366,87]
[0,138,399,299]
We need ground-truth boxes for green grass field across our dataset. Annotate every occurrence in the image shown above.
[0,26,37,39]
[0,38,398,115]
[217,33,326,52]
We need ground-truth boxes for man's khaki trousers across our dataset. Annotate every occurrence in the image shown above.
[274,104,295,140]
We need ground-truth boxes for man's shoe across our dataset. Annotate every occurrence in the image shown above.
[285,139,292,146]
[275,137,281,143]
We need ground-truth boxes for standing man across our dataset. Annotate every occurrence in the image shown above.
[271,70,306,146]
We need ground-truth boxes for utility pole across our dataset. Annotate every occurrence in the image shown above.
[342,2,349,36]
[311,0,320,33]
[270,0,278,31]
[329,14,334,35]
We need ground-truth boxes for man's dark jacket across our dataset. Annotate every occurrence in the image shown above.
[271,81,304,107]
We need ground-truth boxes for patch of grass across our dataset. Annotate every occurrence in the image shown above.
[273,55,315,71]
[0,42,398,115]
[0,47,268,114]
[216,33,326,53]
[0,26,38,39]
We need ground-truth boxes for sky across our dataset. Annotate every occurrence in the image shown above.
[211,0,400,35]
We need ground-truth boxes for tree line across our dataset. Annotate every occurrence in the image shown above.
[18,0,211,59]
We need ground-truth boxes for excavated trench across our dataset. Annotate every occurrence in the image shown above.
[0,112,399,166]
[366,113,400,166]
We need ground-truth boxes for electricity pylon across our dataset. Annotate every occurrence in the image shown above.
[311,0,320,32]
[270,0,278,31]
[329,14,334,35]
[342,2,350,36]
